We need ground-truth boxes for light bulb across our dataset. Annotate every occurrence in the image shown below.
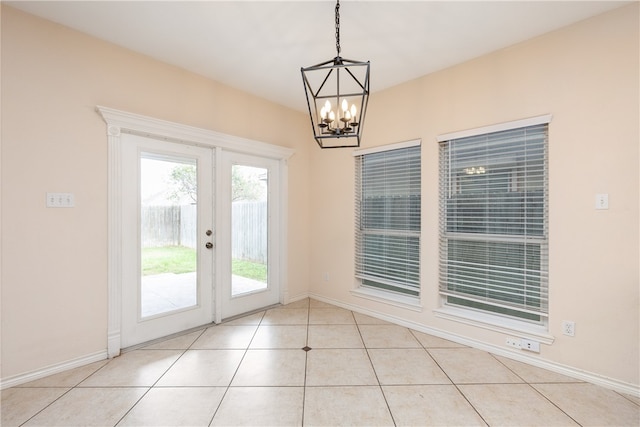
[350,104,357,120]
[341,99,348,113]
[324,100,331,112]
[329,111,336,122]
[320,106,327,120]
[345,110,351,120]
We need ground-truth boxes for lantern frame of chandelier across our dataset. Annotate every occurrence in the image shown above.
[301,56,370,149]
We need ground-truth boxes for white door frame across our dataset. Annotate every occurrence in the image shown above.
[97,106,294,358]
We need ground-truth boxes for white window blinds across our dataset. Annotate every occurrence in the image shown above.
[355,143,421,296]
[439,123,548,322]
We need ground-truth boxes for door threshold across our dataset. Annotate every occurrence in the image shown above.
[221,303,282,324]
[120,303,282,354]
[120,321,216,354]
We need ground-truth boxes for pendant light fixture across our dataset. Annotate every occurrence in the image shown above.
[301,0,370,148]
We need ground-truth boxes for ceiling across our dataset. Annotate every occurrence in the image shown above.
[7,1,630,112]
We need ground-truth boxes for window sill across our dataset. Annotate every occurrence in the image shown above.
[433,305,555,345]
[351,287,423,312]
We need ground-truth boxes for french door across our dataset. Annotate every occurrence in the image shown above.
[120,133,282,347]
[218,151,281,319]
[121,134,214,347]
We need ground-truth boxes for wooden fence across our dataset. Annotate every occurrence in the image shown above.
[232,201,267,263]
[141,202,267,263]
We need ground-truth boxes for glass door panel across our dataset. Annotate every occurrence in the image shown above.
[231,165,269,297]
[140,154,198,318]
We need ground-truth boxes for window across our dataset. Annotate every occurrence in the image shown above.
[438,118,549,324]
[354,141,421,297]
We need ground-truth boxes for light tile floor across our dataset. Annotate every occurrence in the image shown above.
[2,298,639,426]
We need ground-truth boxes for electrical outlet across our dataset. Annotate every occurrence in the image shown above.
[506,338,521,349]
[595,193,609,210]
[520,338,540,353]
[562,320,575,337]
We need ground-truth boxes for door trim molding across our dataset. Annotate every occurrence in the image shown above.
[97,106,294,357]
[97,106,295,159]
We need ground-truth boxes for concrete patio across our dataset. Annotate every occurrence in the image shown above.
[141,272,266,318]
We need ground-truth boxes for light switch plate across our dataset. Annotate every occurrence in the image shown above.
[47,192,75,208]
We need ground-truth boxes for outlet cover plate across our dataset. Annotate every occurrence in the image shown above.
[595,193,609,210]
[562,320,575,337]
[520,338,540,353]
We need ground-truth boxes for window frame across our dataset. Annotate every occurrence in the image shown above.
[352,139,422,306]
[436,115,551,335]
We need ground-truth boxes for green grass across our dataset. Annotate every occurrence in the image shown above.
[142,246,196,276]
[142,245,267,282]
[232,259,267,282]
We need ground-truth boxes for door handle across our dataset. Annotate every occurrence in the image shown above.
[205,242,213,249]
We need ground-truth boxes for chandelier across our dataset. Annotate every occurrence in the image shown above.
[301,0,370,148]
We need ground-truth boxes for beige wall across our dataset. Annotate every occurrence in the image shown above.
[2,3,638,390]
[1,6,311,378]
[310,3,639,387]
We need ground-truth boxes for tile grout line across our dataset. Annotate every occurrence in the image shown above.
[489,353,583,426]
[18,390,72,426]
[354,312,398,426]
[113,327,208,426]
[615,390,640,408]
[411,329,491,427]
[16,369,103,427]
[525,383,584,427]
[18,347,144,426]
[301,298,311,426]
[206,310,267,426]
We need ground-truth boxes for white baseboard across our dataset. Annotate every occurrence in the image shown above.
[284,292,311,305]
[1,350,108,390]
[309,292,640,398]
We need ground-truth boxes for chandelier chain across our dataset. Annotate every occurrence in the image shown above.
[335,0,341,56]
